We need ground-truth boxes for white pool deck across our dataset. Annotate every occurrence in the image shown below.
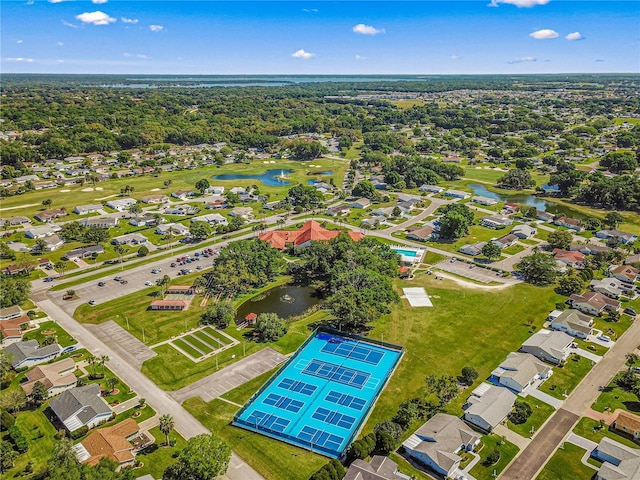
[402,287,433,307]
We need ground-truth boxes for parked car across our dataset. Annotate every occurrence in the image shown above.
[120,279,128,285]
[151,268,159,274]
[196,265,203,270]
[145,281,153,286]
[88,300,96,306]
[170,263,177,267]
[44,277,55,282]
[98,281,105,287]
[597,335,611,342]
[623,307,637,316]
[114,276,122,282]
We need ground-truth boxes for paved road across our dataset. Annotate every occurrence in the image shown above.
[37,298,265,480]
[500,317,640,479]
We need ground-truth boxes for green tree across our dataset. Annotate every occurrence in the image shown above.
[556,275,585,296]
[1,441,18,472]
[600,151,637,173]
[128,203,142,214]
[253,313,287,342]
[54,261,68,278]
[42,198,52,209]
[497,169,535,189]
[105,377,117,394]
[200,301,236,329]
[460,366,479,386]
[189,221,212,241]
[352,180,378,200]
[47,438,82,480]
[0,243,16,261]
[163,433,231,480]
[604,212,624,230]
[509,400,533,424]
[287,184,324,210]
[195,178,210,194]
[137,245,149,257]
[0,277,31,307]
[156,274,171,294]
[114,244,126,265]
[425,374,459,405]
[515,252,561,286]
[34,238,48,253]
[392,206,402,217]
[159,414,175,447]
[31,381,48,406]
[164,179,173,188]
[439,212,470,240]
[481,242,502,261]
[547,230,573,250]
[99,354,109,377]
[0,390,26,414]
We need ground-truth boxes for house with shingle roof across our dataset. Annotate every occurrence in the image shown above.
[596,230,638,245]
[481,215,513,229]
[569,292,621,316]
[610,265,639,284]
[491,352,552,393]
[74,418,148,468]
[592,437,640,480]
[4,339,64,369]
[550,309,594,339]
[463,383,517,432]
[21,357,77,397]
[50,384,112,432]
[554,216,582,231]
[553,249,585,268]
[402,413,480,478]
[343,456,410,480]
[612,411,640,441]
[491,234,519,249]
[0,316,29,345]
[521,330,572,365]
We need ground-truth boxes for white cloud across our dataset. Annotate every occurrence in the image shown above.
[75,11,116,26]
[291,49,315,60]
[529,29,559,39]
[17,39,23,44]
[121,17,138,24]
[507,56,537,64]
[489,0,550,7]
[56,41,64,46]
[302,8,318,12]
[450,54,462,60]
[355,55,366,61]
[49,0,69,3]
[5,57,34,63]
[92,0,108,3]
[149,24,164,32]
[565,32,583,41]
[123,52,132,57]
[352,24,385,35]
[136,54,148,59]
[62,20,79,28]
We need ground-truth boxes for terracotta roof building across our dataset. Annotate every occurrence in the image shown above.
[259,220,364,249]
[74,418,143,468]
[21,357,77,397]
[613,411,640,440]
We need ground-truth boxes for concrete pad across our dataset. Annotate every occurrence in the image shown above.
[85,320,157,369]
[402,287,433,307]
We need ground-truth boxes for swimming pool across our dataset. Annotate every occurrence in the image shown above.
[392,248,418,257]
[233,329,403,458]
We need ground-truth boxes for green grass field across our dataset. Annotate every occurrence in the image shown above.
[182,334,213,354]
[507,396,556,438]
[22,320,77,347]
[172,338,203,358]
[133,426,189,480]
[470,435,520,480]
[538,353,594,399]
[573,417,640,449]
[592,372,640,414]
[536,443,596,480]
[201,326,232,345]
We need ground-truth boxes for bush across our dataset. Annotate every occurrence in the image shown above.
[461,366,479,386]
[26,310,36,319]
[373,430,396,455]
[309,459,345,480]
[8,425,28,453]
[70,425,89,440]
[374,420,404,442]
[483,449,501,466]
[0,410,15,430]
[137,246,149,257]
[346,433,376,462]
[509,400,533,425]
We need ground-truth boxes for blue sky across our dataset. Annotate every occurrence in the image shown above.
[2,1,639,74]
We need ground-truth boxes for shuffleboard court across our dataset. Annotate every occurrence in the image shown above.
[233,329,403,458]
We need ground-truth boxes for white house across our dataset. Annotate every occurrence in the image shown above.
[25,224,62,239]
[111,233,148,246]
[463,383,517,432]
[228,207,253,219]
[590,277,634,299]
[191,214,228,226]
[521,330,573,365]
[5,340,64,369]
[550,309,594,339]
[73,204,103,215]
[481,215,513,229]
[205,186,225,195]
[512,224,537,239]
[444,189,471,200]
[21,358,77,398]
[49,384,112,432]
[592,437,640,480]
[105,198,137,212]
[491,352,552,393]
[420,185,444,194]
[81,216,119,228]
[156,223,190,236]
[459,241,486,256]
[568,292,620,316]
[472,196,498,206]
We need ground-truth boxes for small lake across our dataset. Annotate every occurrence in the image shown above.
[213,169,293,186]
[468,184,589,220]
[235,284,321,323]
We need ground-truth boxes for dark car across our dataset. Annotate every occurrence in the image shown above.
[120,279,128,285]
[98,281,105,287]
[44,277,55,282]
[624,307,637,316]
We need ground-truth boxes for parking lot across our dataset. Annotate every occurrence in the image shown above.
[434,259,513,284]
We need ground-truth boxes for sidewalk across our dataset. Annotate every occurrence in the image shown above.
[494,424,531,450]
[112,396,141,414]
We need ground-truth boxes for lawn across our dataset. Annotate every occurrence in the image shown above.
[185,397,326,480]
[538,353,594,399]
[470,434,520,480]
[220,368,277,405]
[592,316,633,342]
[507,396,556,438]
[22,320,77,347]
[80,365,137,405]
[133,426,188,480]
[182,334,213,354]
[573,417,640,449]
[592,372,640,414]
[172,338,203,358]
[536,443,596,480]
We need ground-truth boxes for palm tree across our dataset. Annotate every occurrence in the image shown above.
[34,238,48,253]
[159,414,175,447]
[114,244,126,267]
[54,261,67,278]
[105,377,118,394]
[86,354,96,377]
[99,355,109,377]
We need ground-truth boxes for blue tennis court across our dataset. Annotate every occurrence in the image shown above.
[233,330,403,458]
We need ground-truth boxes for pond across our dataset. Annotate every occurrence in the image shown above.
[213,169,293,186]
[468,183,590,220]
[235,284,321,324]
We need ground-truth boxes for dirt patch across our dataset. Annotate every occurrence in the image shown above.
[41,329,56,335]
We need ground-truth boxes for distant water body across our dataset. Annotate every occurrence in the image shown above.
[101,74,436,88]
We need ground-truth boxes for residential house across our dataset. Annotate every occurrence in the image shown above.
[444,189,471,200]
[459,242,486,257]
[164,205,199,216]
[343,456,410,480]
[349,198,372,209]
[171,190,195,201]
[569,292,621,316]
[610,265,639,284]
[521,330,573,365]
[141,195,169,204]
[2,216,31,226]
[150,300,188,311]
[325,205,350,217]
[111,233,148,246]
[624,254,640,265]
[128,214,160,227]
[590,277,634,299]
[503,203,520,214]
[74,419,147,468]
[14,174,39,184]
[21,358,77,397]
[472,196,498,206]
[205,199,228,210]
[230,187,247,195]
[0,306,22,320]
[5,340,64,369]
[550,309,594,339]
[361,218,380,229]
[570,244,610,256]
[0,316,28,345]
[463,383,517,432]
[554,216,582,231]
[191,214,228,226]
[553,249,585,269]
[156,223,189,236]
[25,224,62,239]
[592,437,640,480]
[44,234,64,251]
[259,220,364,250]
[491,352,552,393]
[34,209,67,223]
[395,201,415,214]
[406,226,435,242]
[228,207,254,219]
[2,264,28,276]
[402,413,480,478]
[536,210,555,222]
[419,184,444,194]
[612,411,640,440]
[49,384,112,432]
[81,216,119,228]
[64,245,105,260]
[73,204,103,215]
[481,215,513,229]
[491,234,519,250]
[512,224,537,239]
[205,186,225,195]
[38,258,53,269]
[370,207,392,218]
[105,198,137,212]
[596,230,638,245]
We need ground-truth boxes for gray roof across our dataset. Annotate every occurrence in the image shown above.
[522,330,572,361]
[492,352,551,390]
[343,456,408,480]
[4,340,63,367]
[464,384,516,430]
[49,384,111,424]
[552,309,593,335]
[596,437,640,480]
[403,413,479,473]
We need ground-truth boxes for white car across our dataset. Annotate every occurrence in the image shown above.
[145,281,153,286]
[597,335,611,342]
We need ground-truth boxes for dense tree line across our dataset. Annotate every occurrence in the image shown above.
[382,154,464,189]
